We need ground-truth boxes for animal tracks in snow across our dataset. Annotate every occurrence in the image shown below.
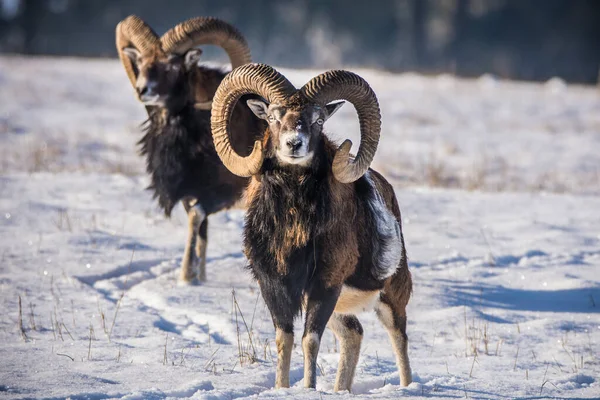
[76,253,251,346]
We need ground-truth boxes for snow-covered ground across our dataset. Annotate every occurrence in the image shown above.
[0,56,599,399]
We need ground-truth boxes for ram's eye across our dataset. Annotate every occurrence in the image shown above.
[267,115,275,122]
[316,118,324,125]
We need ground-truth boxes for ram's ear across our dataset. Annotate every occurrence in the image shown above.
[246,99,270,120]
[184,48,203,70]
[122,47,141,63]
[324,101,345,121]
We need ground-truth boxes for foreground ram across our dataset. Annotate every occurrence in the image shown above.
[210,63,413,391]
[116,16,264,283]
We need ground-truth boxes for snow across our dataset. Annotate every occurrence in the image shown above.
[0,56,599,399]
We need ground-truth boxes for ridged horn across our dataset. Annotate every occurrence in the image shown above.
[161,17,251,69]
[301,71,381,183]
[115,15,161,88]
[211,63,296,177]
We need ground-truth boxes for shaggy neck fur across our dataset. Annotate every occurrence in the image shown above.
[140,106,211,215]
[244,135,403,296]
[139,103,249,217]
[137,65,264,217]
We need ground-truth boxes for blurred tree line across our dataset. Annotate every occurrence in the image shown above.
[1,0,598,83]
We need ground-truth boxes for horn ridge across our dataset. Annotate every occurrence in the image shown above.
[210,63,296,177]
[161,17,251,69]
[301,70,381,183]
[115,15,161,89]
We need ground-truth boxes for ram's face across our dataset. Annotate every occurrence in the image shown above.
[122,47,203,107]
[246,100,345,166]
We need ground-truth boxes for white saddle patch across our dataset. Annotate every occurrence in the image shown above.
[365,172,403,280]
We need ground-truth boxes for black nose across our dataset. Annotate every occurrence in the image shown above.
[138,86,151,96]
[138,81,157,97]
[286,137,302,152]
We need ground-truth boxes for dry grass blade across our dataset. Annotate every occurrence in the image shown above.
[232,289,257,364]
[178,345,192,366]
[28,301,37,331]
[97,298,107,336]
[163,332,168,365]
[561,339,578,372]
[463,306,468,357]
[249,292,260,333]
[61,322,74,341]
[54,209,73,232]
[317,362,325,377]
[108,292,125,342]
[469,353,478,378]
[71,299,76,327]
[87,323,94,360]
[495,339,503,356]
[482,323,489,355]
[18,295,29,341]
[203,348,220,370]
[56,353,74,361]
[233,291,241,362]
[54,307,64,341]
[540,379,558,396]
[50,312,56,340]
[109,248,134,342]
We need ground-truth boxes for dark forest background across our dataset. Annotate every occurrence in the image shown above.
[0,0,599,84]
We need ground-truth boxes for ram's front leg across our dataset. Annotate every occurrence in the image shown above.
[256,275,304,388]
[302,283,341,389]
[179,199,206,284]
[195,218,208,281]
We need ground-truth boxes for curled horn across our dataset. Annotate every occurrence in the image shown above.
[115,15,162,89]
[301,71,381,183]
[161,17,251,69]
[211,63,296,177]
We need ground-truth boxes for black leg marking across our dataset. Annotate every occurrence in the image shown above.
[255,272,306,388]
[327,313,363,391]
[302,284,341,388]
[196,218,208,281]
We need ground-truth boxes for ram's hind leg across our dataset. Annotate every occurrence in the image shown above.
[376,269,413,386]
[375,299,411,386]
[179,200,206,284]
[375,261,412,386]
[327,313,363,392]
